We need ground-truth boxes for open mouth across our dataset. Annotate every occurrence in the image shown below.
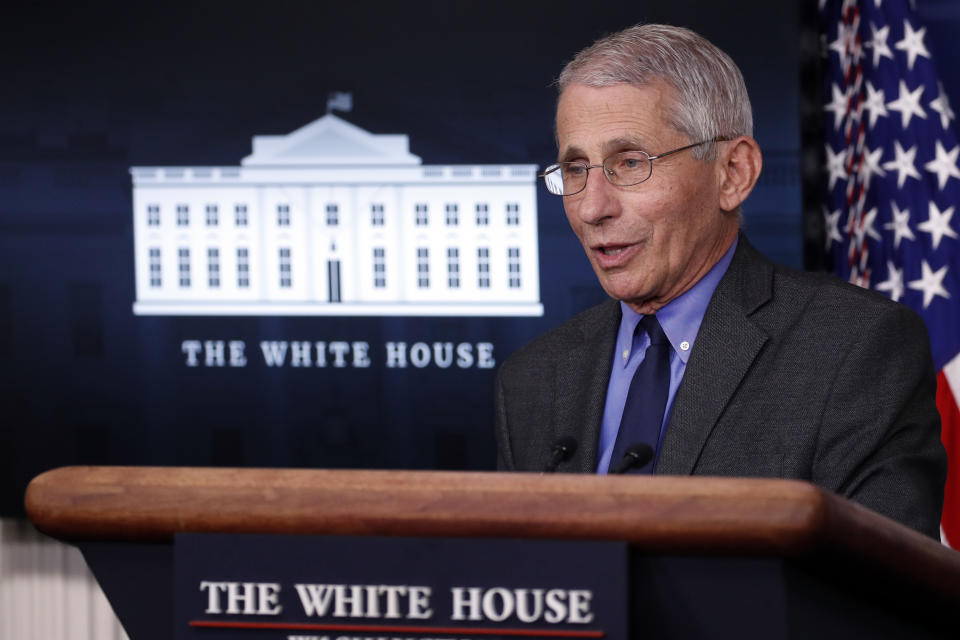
[595,242,634,255]
[591,241,640,269]
[600,247,627,256]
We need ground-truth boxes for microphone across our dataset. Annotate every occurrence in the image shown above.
[544,437,578,472]
[609,443,655,474]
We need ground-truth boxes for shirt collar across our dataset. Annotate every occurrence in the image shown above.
[616,236,738,366]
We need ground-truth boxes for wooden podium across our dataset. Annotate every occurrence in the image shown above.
[25,466,960,639]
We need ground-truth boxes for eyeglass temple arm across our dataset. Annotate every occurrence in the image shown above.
[537,135,734,177]
[647,136,734,161]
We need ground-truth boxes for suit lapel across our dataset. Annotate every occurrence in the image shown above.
[656,237,772,475]
[553,300,620,472]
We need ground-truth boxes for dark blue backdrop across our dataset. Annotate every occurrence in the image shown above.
[11,1,958,515]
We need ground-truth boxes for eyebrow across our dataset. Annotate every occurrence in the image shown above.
[557,145,587,163]
[558,136,650,163]
[604,136,649,154]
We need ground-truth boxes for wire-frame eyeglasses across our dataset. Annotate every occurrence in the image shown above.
[539,137,732,197]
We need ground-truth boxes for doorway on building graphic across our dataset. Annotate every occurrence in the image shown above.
[327,260,342,302]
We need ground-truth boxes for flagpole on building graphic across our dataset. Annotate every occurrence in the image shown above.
[327,92,353,114]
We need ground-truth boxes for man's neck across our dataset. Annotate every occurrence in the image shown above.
[624,225,739,315]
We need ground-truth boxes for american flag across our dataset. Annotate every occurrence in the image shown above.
[820,0,960,544]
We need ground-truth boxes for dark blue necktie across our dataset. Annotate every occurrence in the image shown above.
[609,315,672,474]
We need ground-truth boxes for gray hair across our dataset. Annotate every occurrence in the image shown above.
[557,24,753,160]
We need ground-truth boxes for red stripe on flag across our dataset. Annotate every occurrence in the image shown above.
[936,371,960,546]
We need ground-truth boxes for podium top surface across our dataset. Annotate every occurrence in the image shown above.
[25,466,960,601]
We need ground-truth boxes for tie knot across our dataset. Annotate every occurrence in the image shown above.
[639,315,668,346]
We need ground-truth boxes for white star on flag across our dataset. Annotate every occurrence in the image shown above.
[824,84,850,130]
[861,146,887,185]
[864,81,889,128]
[930,82,956,130]
[884,201,916,248]
[907,260,951,308]
[875,260,905,302]
[867,22,895,67]
[923,141,960,190]
[825,144,847,189]
[881,140,921,188]
[894,20,931,71]
[886,80,926,128]
[855,207,883,245]
[824,206,843,249]
[827,22,850,58]
[918,201,959,249]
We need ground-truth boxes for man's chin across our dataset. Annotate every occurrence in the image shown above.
[596,279,649,306]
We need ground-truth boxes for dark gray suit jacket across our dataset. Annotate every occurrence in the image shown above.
[495,237,947,538]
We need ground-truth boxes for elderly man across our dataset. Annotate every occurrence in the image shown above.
[494,24,947,539]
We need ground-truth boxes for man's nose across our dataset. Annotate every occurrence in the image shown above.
[572,167,618,225]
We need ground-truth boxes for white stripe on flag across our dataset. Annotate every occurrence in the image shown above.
[943,352,960,399]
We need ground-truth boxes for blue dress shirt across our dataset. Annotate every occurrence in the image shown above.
[596,238,738,474]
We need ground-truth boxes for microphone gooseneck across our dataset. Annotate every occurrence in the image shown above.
[610,443,655,474]
[544,437,578,472]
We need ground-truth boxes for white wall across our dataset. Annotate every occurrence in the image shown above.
[0,519,127,640]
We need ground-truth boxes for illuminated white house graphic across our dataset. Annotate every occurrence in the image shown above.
[131,114,542,316]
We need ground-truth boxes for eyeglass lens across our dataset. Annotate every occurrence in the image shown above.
[543,151,653,196]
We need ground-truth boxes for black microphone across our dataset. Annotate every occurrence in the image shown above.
[609,443,655,474]
[544,437,578,472]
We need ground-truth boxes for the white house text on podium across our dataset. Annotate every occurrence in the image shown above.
[131,114,543,316]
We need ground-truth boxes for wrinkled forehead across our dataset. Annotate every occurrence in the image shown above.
[554,81,685,157]
[555,78,682,129]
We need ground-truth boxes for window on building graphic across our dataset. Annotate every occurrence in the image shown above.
[178,247,191,288]
[447,247,460,288]
[176,204,189,227]
[205,204,219,227]
[147,204,160,227]
[445,203,459,226]
[477,247,490,289]
[373,247,386,288]
[148,247,162,287]
[371,203,385,226]
[475,203,489,226]
[235,204,248,227]
[326,203,339,226]
[417,247,429,288]
[508,247,521,288]
[207,248,220,288]
[279,247,292,288]
[506,203,520,226]
[277,204,290,227]
[237,248,250,288]
[415,203,428,226]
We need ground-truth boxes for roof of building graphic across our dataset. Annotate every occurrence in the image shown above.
[242,114,422,167]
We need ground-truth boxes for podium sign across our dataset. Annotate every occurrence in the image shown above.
[174,534,627,640]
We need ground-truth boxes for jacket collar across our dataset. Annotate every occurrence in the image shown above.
[655,234,773,474]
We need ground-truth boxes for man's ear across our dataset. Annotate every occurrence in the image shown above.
[717,136,763,212]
